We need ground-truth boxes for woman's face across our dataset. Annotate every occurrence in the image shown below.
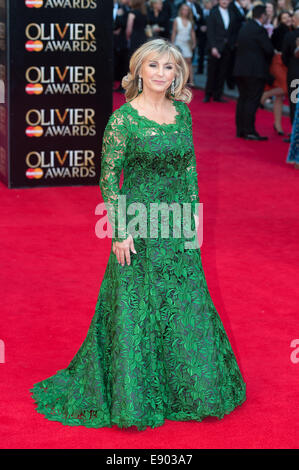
[281,12,292,26]
[266,2,274,16]
[153,0,162,10]
[181,5,189,17]
[277,0,285,8]
[139,52,176,95]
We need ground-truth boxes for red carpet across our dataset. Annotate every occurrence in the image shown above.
[1,89,299,449]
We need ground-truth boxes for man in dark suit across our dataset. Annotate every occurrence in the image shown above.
[226,0,248,88]
[229,0,248,31]
[204,0,238,102]
[195,2,208,75]
[282,9,299,126]
[233,4,274,140]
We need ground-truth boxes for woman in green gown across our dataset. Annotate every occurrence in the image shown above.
[30,39,246,431]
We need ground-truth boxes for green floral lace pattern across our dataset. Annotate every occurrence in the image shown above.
[30,99,246,431]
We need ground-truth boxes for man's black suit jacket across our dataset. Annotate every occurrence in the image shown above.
[233,19,274,78]
[206,5,238,53]
[229,1,247,34]
[282,28,299,81]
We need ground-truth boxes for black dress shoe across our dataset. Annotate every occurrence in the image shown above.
[244,133,268,141]
[254,132,268,140]
[236,132,245,138]
[203,96,211,103]
[213,97,228,103]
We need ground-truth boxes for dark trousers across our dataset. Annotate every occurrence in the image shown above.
[235,76,265,135]
[226,48,237,89]
[197,34,207,73]
[287,75,297,124]
[205,44,232,99]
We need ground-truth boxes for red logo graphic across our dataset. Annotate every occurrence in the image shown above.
[25,83,44,95]
[26,168,44,179]
[25,0,43,8]
[26,126,44,137]
[25,41,43,52]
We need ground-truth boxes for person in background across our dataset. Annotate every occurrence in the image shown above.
[246,0,263,18]
[162,0,173,19]
[286,98,299,166]
[226,0,249,89]
[197,0,212,75]
[147,0,171,39]
[203,0,238,102]
[276,0,294,16]
[176,1,205,75]
[264,1,276,36]
[113,0,131,93]
[229,0,249,32]
[282,8,299,133]
[260,10,293,135]
[126,0,148,58]
[233,4,274,140]
[171,3,197,85]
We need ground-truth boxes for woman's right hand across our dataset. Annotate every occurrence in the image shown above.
[112,234,137,267]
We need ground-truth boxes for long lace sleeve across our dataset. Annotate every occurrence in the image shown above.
[99,108,130,243]
[184,103,200,216]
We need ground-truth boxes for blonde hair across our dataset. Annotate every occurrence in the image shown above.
[178,3,195,26]
[246,0,264,18]
[277,0,293,14]
[121,38,192,103]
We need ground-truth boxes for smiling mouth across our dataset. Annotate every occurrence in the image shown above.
[153,80,165,83]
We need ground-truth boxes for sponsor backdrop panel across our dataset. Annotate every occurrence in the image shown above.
[0,0,8,185]
[6,0,113,188]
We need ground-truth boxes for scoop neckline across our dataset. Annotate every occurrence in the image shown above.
[126,99,181,127]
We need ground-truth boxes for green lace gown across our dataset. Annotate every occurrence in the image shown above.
[30,99,247,431]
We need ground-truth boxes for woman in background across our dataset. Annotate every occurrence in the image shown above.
[147,0,170,39]
[286,81,299,167]
[276,0,294,16]
[260,10,293,135]
[171,3,197,86]
[264,1,276,36]
[126,0,148,58]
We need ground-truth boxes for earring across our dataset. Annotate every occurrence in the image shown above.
[138,75,142,92]
[171,79,175,96]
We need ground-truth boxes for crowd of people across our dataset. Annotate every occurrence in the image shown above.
[112,0,299,149]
